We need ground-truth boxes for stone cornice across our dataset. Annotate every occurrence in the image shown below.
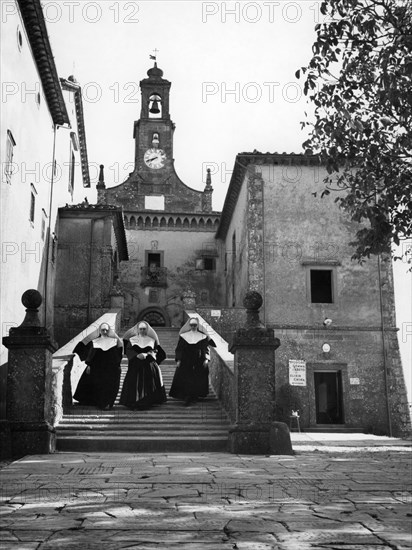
[17,0,70,126]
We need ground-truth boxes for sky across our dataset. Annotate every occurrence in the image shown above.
[41,0,411,402]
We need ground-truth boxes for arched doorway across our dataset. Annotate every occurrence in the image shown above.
[137,307,169,327]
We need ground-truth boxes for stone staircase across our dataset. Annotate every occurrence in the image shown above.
[56,328,230,452]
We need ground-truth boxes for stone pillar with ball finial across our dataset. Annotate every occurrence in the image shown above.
[2,290,58,456]
[228,290,292,454]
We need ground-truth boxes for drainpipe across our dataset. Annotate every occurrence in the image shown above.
[377,252,393,437]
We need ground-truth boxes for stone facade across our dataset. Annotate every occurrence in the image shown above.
[99,64,223,326]
[215,153,411,437]
[53,204,128,346]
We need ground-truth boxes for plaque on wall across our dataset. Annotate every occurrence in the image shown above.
[289,360,307,386]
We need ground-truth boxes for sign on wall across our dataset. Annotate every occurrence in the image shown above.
[211,310,221,317]
[289,360,307,386]
[350,378,360,385]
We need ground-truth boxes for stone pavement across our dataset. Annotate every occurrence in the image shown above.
[0,437,411,549]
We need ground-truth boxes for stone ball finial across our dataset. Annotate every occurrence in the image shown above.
[22,289,42,310]
[243,291,263,311]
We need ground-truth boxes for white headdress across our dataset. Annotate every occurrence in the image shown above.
[123,320,160,345]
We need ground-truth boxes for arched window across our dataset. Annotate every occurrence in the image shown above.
[206,218,213,228]
[168,217,174,227]
[145,216,151,228]
[137,216,143,228]
[199,218,205,228]
[148,93,162,118]
[130,216,136,229]
[191,218,197,228]
[183,217,189,228]
[160,217,166,227]
[175,217,182,228]
[124,215,129,229]
[152,217,159,227]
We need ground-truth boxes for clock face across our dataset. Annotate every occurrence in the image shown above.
[144,148,166,169]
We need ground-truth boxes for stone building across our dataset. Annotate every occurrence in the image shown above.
[0,0,91,414]
[98,63,222,328]
[201,152,410,436]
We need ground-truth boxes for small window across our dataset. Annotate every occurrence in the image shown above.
[310,269,333,303]
[4,130,16,184]
[41,209,47,241]
[147,252,161,268]
[29,187,36,224]
[17,27,23,50]
[204,257,215,270]
[51,233,57,264]
[68,149,75,195]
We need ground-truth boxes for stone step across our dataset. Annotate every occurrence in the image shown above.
[56,327,229,452]
[57,436,228,452]
[305,425,365,433]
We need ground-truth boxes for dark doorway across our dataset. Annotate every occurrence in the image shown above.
[314,371,344,424]
[141,311,166,327]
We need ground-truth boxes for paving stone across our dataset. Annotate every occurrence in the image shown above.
[0,448,411,549]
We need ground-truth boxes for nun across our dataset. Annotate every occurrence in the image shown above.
[73,322,123,410]
[119,321,167,410]
[169,317,216,406]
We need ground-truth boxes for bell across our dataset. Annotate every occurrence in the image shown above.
[149,99,160,114]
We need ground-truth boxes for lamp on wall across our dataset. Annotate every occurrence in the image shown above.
[323,317,332,327]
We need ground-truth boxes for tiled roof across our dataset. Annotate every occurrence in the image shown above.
[17,0,69,126]
[60,77,90,187]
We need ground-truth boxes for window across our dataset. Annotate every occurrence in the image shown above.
[41,209,47,241]
[232,231,236,260]
[51,233,57,264]
[310,269,333,303]
[204,257,215,270]
[68,149,75,196]
[147,252,161,268]
[17,27,23,50]
[4,130,16,184]
[29,184,37,225]
[195,257,215,270]
[148,94,162,118]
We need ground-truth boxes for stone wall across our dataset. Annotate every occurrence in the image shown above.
[116,228,224,328]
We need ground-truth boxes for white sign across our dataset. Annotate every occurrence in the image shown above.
[350,378,360,385]
[144,195,165,210]
[211,310,221,317]
[289,360,306,386]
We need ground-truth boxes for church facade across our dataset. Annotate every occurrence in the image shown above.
[97,64,223,328]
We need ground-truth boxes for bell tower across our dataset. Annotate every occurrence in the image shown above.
[133,63,175,182]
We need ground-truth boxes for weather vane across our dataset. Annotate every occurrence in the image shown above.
[150,48,159,61]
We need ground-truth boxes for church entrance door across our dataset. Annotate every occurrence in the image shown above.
[314,371,344,424]
[139,310,166,327]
